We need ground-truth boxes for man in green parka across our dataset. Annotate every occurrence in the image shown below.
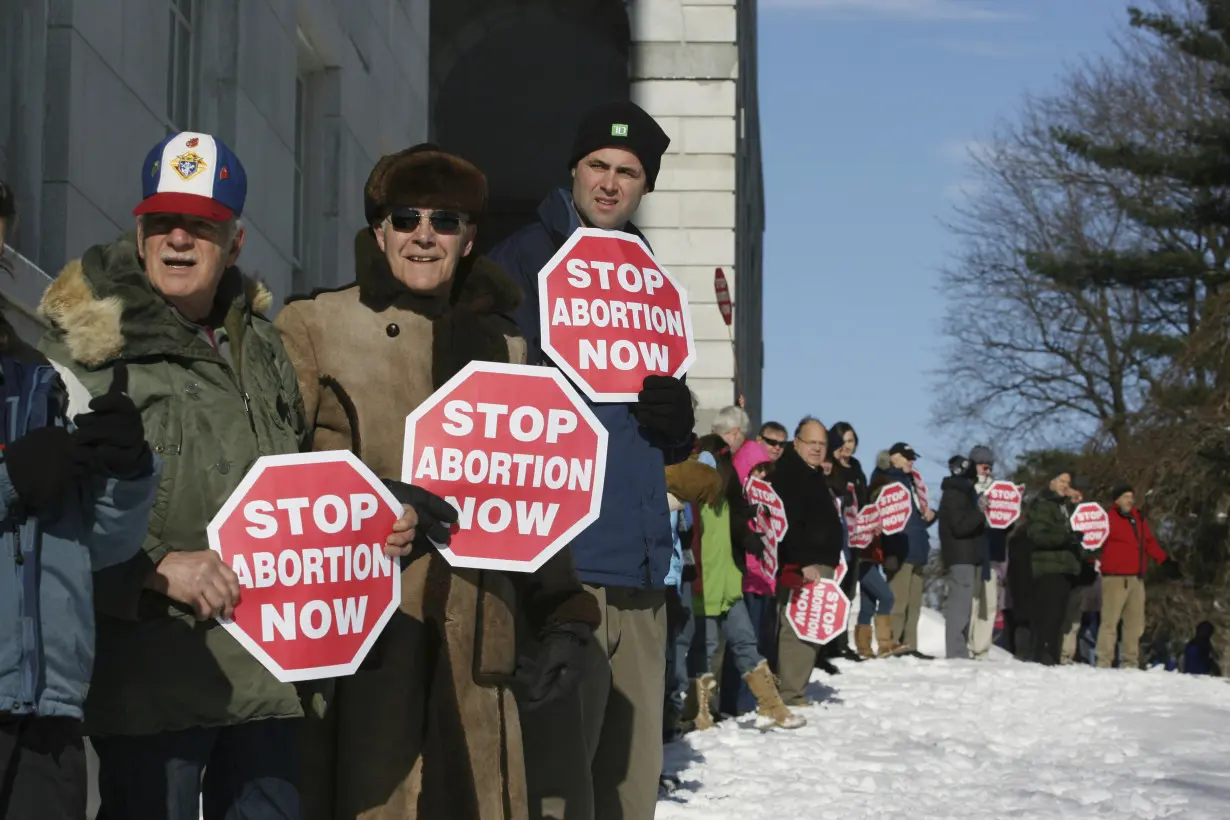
[1025,471,1096,666]
[36,132,427,820]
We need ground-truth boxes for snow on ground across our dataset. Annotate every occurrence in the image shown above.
[658,608,1230,819]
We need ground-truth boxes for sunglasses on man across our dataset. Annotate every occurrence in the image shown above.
[761,437,786,448]
[387,207,465,235]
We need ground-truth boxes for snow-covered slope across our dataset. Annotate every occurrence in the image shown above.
[659,609,1230,819]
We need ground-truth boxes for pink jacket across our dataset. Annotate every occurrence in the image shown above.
[733,441,776,596]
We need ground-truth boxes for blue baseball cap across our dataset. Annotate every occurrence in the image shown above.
[134,132,247,222]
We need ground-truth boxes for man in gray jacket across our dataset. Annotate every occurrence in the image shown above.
[940,454,989,659]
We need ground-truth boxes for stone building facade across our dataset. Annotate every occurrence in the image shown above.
[0,0,763,429]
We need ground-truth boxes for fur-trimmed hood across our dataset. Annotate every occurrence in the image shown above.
[38,232,273,368]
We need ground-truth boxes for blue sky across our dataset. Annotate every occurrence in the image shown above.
[758,0,1131,489]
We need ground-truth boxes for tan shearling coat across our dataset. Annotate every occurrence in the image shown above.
[276,231,598,820]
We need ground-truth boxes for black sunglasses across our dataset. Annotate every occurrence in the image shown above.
[762,437,786,448]
[387,208,465,235]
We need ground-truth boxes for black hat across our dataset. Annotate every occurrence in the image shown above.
[889,442,919,461]
[968,445,996,466]
[1110,482,1134,502]
[568,101,671,192]
[1070,474,1093,492]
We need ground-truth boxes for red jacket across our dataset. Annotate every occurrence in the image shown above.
[1100,507,1167,577]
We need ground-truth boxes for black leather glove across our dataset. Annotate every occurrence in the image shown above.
[1163,557,1182,580]
[883,555,901,573]
[4,425,86,515]
[382,480,459,545]
[72,364,154,480]
[515,622,598,713]
[741,527,766,560]
[632,375,694,440]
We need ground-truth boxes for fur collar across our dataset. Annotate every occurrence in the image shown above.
[38,233,272,368]
[352,228,521,317]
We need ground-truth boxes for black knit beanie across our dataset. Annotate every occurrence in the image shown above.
[568,101,671,192]
[1110,482,1134,503]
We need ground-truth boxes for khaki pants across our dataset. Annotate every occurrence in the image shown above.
[1060,587,1086,664]
[889,563,925,649]
[521,584,666,820]
[1096,576,1146,669]
[775,565,834,705]
[968,570,997,659]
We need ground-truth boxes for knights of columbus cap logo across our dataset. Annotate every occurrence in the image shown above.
[611,123,629,137]
[173,151,207,181]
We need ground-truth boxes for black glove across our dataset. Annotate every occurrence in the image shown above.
[382,480,459,545]
[884,555,901,573]
[1163,557,1182,580]
[632,375,694,440]
[4,425,86,515]
[72,364,154,480]
[514,622,598,713]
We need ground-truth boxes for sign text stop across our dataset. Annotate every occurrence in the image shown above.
[1071,502,1111,550]
[401,361,608,572]
[876,482,914,536]
[207,450,403,683]
[538,228,696,402]
[786,579,851,645]
[984,480,1023,529]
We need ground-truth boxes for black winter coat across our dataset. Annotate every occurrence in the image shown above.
[939,475,988,568]
[770,446,845,574]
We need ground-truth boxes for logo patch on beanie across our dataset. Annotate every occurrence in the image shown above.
[611,123,629,137]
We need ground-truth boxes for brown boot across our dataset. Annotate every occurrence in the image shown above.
[855,624,876,659]
[743,660,806,729]
[688,674,717,730]
[875,614,908,657]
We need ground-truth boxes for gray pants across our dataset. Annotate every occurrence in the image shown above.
[945,564,977,659]
[522,584,667,820]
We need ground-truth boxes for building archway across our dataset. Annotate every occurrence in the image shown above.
[431,0,630,252]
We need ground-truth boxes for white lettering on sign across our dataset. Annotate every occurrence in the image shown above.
[230,544,395,589]
[440,401,579,444]
[877,486,913,533]
[412,448,593,492]
[576,339,671,372]
[551,298,685,337]
[564,258,666,296]
[242,493,380,539]
[260,596,369,642]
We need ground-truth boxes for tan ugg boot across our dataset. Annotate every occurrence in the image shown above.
[687,674,717,730]
[743,660,806,730]
[875,614,908,657]
[855,624,876,659]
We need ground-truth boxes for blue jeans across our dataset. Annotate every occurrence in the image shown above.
[93,719,300,820]
[665,581,697,724]
[720,592,778,715]
[858,563,895,625]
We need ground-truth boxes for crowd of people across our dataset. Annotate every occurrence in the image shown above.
[0,94,1215,820]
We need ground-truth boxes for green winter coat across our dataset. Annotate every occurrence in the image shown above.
[37,232,308,736]
[695,502,744,618]
[1025,490,1082,577]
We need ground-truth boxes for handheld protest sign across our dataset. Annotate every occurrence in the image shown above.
[848,504,879,550]
[538,228,696,402]
[786,579,851,645]
[984,480,1023,529]
[912,469,930,515]
[1070,502,1110,550]
[876,482,913,536]
[745,477,788,548]
[207,450,403,683]
[401,361,608,572]
[834,551,849,586]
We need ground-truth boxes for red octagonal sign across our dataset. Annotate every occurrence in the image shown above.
[401,361,608,572]
[208,450,403,683]
[786,579,851,645]
[1071,502,1111,550]
[538,228,697,402]
[985,480,1023,529]
[876,482,914,536]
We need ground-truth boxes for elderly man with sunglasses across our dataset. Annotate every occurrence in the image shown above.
[275,143,600,820]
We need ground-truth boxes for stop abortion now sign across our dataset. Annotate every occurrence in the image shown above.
[402,361,608,572]
[538,228,696,402]
[984,481,1024,529]
[1071,502,1111,550]
[876,482,914,536]
[786,579,851,645]
[207,450,403,682]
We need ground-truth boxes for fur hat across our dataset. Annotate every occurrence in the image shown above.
[363,143,487,227]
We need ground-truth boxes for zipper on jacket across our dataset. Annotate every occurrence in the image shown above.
[242,391,257,436]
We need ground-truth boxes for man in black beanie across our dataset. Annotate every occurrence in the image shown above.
[490,102,691,820]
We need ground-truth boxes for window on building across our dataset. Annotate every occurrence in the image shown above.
[166,0,196,132]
